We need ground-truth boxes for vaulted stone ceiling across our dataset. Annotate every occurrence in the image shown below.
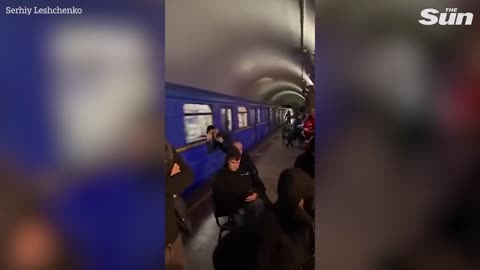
[166,0,314,107]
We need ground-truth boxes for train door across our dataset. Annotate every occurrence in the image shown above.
[250,107,256,144]
[277,109,281,126]
[272,108,275,127]
[274,108,278,126]
[220,107,233,135]
[263,108,269,133]
[256,107,261,139]
[269,107,274,131]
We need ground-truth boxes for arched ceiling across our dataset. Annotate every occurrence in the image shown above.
[166,0,315,105]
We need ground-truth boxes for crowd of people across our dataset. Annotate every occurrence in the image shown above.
[164,121,316,270]
[283,109,315,148]
[204,124,315,270]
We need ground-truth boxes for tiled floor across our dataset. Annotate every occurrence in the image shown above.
[183,132,303,270]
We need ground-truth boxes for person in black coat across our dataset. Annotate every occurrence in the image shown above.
[232,141,258,177]
[232,141,271,205]
[212,147,266,228]
[256,168,314,270]
[124,113,193,269]
[212,168,314,270]
[294,137,315,178]
[165,143,194,270]
[288,113,304,147]
[213,226,260,270]
[206,125,232,153]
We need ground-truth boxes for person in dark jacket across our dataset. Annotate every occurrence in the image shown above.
[284,111,292,122]
[124,113,193,270]
[206,125,232,153]
[294,137,315,178]
[232,141,258,177]
[289,113,304,147]
[232,141,271,205]
[165,143,194,270]
[212,147,266,228]
[213,168,314,270]
[256,168,314,270]
[213,226,260,270]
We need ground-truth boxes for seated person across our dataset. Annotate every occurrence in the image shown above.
[213,226,260,270]
[212,148,266,228]
[294,137,315,178]
[256,168,314,270]
[206,125,231,153]
[213,168,313,270]
[232,141,258,177]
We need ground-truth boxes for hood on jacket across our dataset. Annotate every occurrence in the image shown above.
[275,168,314,228]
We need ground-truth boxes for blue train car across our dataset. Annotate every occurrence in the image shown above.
[166,83,285,193]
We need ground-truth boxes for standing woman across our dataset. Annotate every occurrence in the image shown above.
[165,143,194,270]
[126,114,194,270]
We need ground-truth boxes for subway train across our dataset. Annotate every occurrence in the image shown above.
[166,83,287,193]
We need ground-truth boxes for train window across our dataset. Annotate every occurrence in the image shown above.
[183,104,213,143]
[257,108,261,123]
[237,107,248,128]
[221,108,233,131]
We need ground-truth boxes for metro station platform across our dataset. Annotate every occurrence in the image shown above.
[182,131,304,270]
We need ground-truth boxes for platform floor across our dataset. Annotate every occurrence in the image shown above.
[183,131,304,270]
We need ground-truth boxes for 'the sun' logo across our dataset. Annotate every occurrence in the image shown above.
[419,8,474,25]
